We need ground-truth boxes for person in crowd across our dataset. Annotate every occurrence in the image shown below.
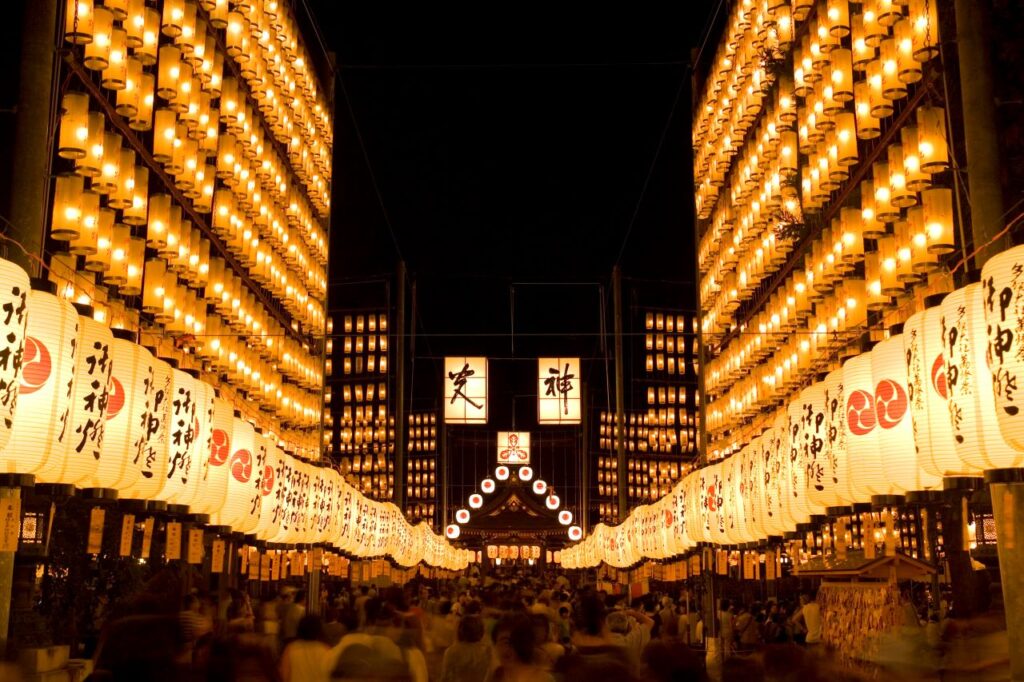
[657,596,678,638]
[734,602,761,651]
[440,614,492,682]
[281,589,306,645]
[791,592,822,646]
[554,594,636,681]
[606,606,654,667]
[280,615,330,682]
[486,612,553,682]
[431,599,458,651]
[225,589,255,634]
[718,599,735,655]
[530,612,564,670]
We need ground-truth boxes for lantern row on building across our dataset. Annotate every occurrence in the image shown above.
[693,0,951,459]
[562,243,1024,568]
[0,255,469,569]
[53,0,331,458]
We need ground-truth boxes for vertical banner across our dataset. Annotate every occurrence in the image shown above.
[141,517,155,558]
[240,546,249,575]
[211,539,225,574]
[119,514,135,557]
[248,549,260,580]
[187,528,203,564]
[272,551,282,581]
[0,497,20,552]
[766,549,776,581]
[165,522,182,561]
[291,551,304,577]
[87,508,105,555]
[260,552,271,581]
[864,514,877,560]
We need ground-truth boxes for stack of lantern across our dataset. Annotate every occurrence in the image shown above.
[562,241,1024,569]
[0,255,469,570]
[53,0,333,458]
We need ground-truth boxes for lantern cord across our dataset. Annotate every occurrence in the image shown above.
[950,203,1024,274]
[614,69,687,267]
[336,72,405,263]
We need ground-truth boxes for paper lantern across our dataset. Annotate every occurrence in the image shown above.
[156,369,200,506]
[873,332,942,493]
[3,287,76,475]
[39,307,112,486]
[455,508,470,524]
[558,510,572,525]
[532,479,547,495]
[517,466,533,481]
[495,465,509,481]
[545,493,560,510]
[764,413,792,533]
[982,246,1024,453]
[254,434,283,541]
[213,416,258,532]
[819,366,855,506]
[904,302,960,476]
[943,284,1022,469]
[786,383,827,524]
[739,440,762,541]
[468,493,483,509]
[568,525,582,541]
[193,396,231,516]
[119,356,171,500]
[0,260,29,453]
[481,477,495,494]
[843,352,881,502]
[94,332,155,490]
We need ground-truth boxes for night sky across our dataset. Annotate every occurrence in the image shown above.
[307,4,718,513]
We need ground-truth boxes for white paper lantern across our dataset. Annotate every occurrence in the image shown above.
[558,509,572,525]
[186,379,215,510]
[445,523,460,540]
[739,441,762,541]
[495,465,509,481]
[0,258,29,453]
[746,433,770,539]
[455,508,470,524]
[764,413,792,533]
[157,369,200,506]
[981,245,1024,455]
[254,434,283,541]
[874,332,942,493]
[468,493,483,509]
[4,288,77,475]
[532,479,547,495]
[191,395,231,516]
[942,284,1022,469]
[119,357,171,500]
[822,365,855,505]
[213,416,259,532]
[904,303,962,476]
[545,493,560,510]
[41,309,113,486]
[787,383,827,523]
[568,525,582,541]
[518,466,533,481]
[95,333,155,491]
[843,351,881,502]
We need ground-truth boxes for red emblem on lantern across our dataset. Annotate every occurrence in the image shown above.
[706,485,717,512]
[105,377,125,420]
[931,354,947,399]
[210,429,230,466]
[20,337,51,395]
[846,389,876,435]
[229,448,252,483]
[261,464,274,495]
[874,379,908,429]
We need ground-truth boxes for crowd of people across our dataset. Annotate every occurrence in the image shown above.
[78,566,855,681]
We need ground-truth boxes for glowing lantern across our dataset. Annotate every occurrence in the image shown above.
[468,493,483,509]
[943,284,1022,469]
[903,300,961,477]
[39,306,112,487]
[532,479,547,495]
[156,369,200,507]
[445,523,459,540]
[518,466,533,481]
[546,493,560,510]
[873,331,942,493]
[982,245,1024,453]
[193,396,232,516]
[254,433,283,541]
[119,356,171,500]
[568,525,582,541]
[213,416,258,532]
[96,330,155,490]
[481,478,495,494]
[820,365,855,506]
[455,508,470,524]
[787,381,828,520]
[558,510,572,525]
[843,352,881,502]
[495,465,509,481]
[2,285,76,475]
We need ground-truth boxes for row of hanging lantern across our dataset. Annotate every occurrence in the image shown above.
[0,254,469,569]
[444,465,582,542]
[63,0,332,217]
[562,242,1024,568]
[695,0,950,458]
[693,0,939,220]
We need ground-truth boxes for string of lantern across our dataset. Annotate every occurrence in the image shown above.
[561,240,1024,569]
[0,253,470,569]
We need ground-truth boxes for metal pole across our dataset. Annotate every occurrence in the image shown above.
[581,382,589,535]
[7,0,59,277]
[613,266,628,522]
[954,0,1009,269]
[439,423,447,531]
[394,261,407,509]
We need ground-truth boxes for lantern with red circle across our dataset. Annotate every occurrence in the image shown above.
[518,466,533,481]
[495,465,509,481]
[568,525,583,541]
[481,477,495,494]
[4,286,78,475]
[546,493,560,510]
[455,508,470,524]
[468,493,483,509]
[843,352,881,502]
[213,416,258,532]
[558,509,572,525]
[532,479,547,495]
[192,396,231,517]
[97,331,156,492]
[254,433,283,541]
